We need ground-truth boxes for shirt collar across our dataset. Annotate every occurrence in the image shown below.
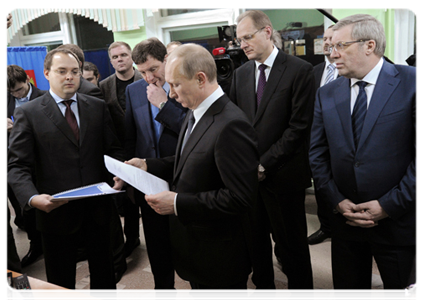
[350,57,384,87]
[192,86,224,122]
[49,89,77,104]
[255,45,278,70]
[162,81,170,94]
[324,56,336,68]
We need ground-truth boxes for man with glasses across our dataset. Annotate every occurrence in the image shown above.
[8,48,124,289]
[309,14,415,289]
[230,10,315,289]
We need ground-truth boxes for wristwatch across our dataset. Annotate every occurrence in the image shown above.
[258,164,265,173]
[402,286,420,300]
[159,101,167,110]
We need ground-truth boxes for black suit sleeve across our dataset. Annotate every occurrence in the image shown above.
[8,106,39,208]
[155,97,187,135]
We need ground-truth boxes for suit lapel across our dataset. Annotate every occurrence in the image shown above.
[174,96,227,180]
[238,62,256,123]
[254,51,287,125]
[41,93,79,147]
[77,94,89,146]
[136,96,155,147]
[334,77,355,150]
[357,61,400,151]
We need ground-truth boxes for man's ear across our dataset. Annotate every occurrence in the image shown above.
[196,72,207,87]
[366,40,376,55]
[44,69,50,81]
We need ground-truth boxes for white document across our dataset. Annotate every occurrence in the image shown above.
[104,155,169,195]
[51,182,124,201]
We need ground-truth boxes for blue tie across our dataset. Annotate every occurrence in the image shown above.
[351,81,368,148]
[150,103,161,141]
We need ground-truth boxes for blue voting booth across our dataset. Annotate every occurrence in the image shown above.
[7,46,49,90]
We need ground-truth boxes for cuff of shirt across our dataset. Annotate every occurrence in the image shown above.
[174,193,178,216]
[28,194,38,208]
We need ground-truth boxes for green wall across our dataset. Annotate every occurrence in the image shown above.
[263,9,324,30]
[113,27,147,50]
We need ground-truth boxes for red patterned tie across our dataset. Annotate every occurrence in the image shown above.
[256,64,267,107]
[62,100,79,142]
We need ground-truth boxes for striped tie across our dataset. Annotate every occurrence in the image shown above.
[324,64,335,85]
[351,81,368,148]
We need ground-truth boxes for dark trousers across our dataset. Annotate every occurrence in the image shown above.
[190,279,247,300]
[42,224,116,289]
[332,236,415,289]
[314,189,332,234]
[250,184,313,289]
[137,190,175,289]
[123,192,141,241]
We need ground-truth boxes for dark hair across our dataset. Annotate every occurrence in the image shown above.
[44,48,80,71]
[132,38,167,64]
[57,44,85,69]
[7,64,28,89]
[83,61,100,78]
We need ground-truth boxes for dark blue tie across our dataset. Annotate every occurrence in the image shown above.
[351,81,368,148]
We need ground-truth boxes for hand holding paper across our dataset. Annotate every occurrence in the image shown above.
[31,194,68,213]
[104,155,169,195]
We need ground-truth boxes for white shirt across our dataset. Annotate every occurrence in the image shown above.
[320,57,338,87]
[50,89,80,127]
[350,58,384,114]
[255,46,279,91]
[174,85,225,215]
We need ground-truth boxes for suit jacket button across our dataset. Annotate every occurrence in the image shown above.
[354,162,360,167]
[171,185,176,191]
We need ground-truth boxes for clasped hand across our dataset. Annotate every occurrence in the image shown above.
[337,199,388,228]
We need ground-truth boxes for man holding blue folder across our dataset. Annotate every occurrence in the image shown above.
[8,48,124,289]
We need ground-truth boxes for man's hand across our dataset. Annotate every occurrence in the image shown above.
[343,200,388,228]
[30,194,68,213]
[125,158,147,171]
[336,198,357,215]
[145,191,176,215]
[147,82,167,108]
[112,177,125,190]
[7,118,13,132]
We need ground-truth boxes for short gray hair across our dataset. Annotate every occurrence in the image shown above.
[333,14,386,57]
[168,43,217,83]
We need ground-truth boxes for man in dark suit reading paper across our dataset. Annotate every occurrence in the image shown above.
[116,43,259,289]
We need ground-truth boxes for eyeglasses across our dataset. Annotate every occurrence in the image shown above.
[53,69,81,77]
[329,39,370,53]
[236,27,266,44]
